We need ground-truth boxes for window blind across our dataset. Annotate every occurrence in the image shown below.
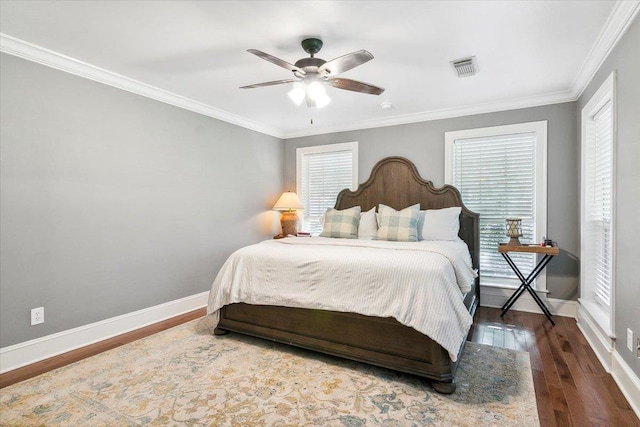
[300,150,354,235]
[585,100,613,307]
[452,132,537,284]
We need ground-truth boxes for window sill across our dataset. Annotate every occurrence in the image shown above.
[579,298,613,338]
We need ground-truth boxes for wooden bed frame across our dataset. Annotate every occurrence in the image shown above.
[214,156,480,393]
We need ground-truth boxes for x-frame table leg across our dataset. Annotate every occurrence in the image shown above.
[500,252,555,325]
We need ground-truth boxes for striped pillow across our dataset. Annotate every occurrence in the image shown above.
[320,206,361,239]
[374,203,420,242]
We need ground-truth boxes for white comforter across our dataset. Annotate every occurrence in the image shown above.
[207,237,477,361]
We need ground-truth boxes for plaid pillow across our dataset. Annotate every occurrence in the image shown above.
[320,206,361,239]
[374,203,420,242]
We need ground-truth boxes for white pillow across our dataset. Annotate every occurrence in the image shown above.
[421,207,462,241]
[358,207,378,239]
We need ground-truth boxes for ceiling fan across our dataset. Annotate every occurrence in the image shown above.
[240,38,385,108]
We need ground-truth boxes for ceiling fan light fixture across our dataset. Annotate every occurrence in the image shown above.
[243,39,382,108]
[290,81,331,108]
[314,90,331,108]
[288,84,306,106]
[307,81,330,108]
[307,81,325,98]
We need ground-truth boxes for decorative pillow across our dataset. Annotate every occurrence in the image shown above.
[358,207,378,239]
[416,210,427,240]
[374,204,420,242]
[421,207,462,241]
[320,206,361,238]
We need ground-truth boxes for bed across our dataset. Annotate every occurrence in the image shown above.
[208,156,480,393]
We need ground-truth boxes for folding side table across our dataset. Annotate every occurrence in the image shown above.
[498,243,559,325]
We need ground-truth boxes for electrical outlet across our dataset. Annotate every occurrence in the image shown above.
[627,328,634,352]
[31,307,44,326]
[637,338,640,358]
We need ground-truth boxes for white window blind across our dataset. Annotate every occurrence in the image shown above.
[297,143,357,235]
[451,131,539,286]
[584,100,613,307]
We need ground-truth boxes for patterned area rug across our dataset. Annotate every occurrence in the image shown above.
[0,317,539,426]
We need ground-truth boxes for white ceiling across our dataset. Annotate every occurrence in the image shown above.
[0,1,635,138]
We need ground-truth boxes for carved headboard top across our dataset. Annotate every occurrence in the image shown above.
[334,156,480,271]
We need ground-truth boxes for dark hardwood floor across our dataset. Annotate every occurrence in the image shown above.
[2,306,638,426]
[470,306,640,426]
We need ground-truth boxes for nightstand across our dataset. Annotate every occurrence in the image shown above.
[498,243,559,325]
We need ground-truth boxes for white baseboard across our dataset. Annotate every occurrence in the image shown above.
[577,303,640,419]
[0,291,209,374]
[576,303,615,372]
[612,351,640,419]
[480,285,578,318]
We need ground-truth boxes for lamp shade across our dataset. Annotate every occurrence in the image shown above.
[273,192,304,211]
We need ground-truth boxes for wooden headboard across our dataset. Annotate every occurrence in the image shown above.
[335,156,480,272]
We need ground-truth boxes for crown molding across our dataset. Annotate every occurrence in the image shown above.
[283,90,574,139]
[2,0,637,141]
[0,33,283,139]
[569,0,640,100]
[284,1,640,139]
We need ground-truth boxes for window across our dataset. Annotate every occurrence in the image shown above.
[296,142,358,235]
[581,72,615,335]
[445,121,547,290]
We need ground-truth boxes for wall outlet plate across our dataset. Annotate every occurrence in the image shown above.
[627,328,634,352]
[31,307,44,325]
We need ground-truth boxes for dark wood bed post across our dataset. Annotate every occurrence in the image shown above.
[214,156,480,394]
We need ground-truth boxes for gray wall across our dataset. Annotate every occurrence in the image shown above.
[577,16,640,376]
[284,102,579,301]
[0,54,283,347]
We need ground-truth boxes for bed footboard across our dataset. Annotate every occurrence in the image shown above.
[216,301,472,389]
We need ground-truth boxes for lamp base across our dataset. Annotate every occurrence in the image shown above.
[508,237,522,246]
[279,211,299,237]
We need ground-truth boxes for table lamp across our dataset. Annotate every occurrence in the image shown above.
[273,191,304,238]
[505,217,523,246]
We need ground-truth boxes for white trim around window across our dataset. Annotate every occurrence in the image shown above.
[296,142,358,235]
[445,121,548,291]
[579,71,616,338]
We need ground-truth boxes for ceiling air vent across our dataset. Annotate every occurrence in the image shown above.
[450,56,478,78]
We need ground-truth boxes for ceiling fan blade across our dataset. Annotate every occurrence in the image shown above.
[240,79,297,89]
[247,49,305,75]
[327,78,385,95]
[318,50,374,75]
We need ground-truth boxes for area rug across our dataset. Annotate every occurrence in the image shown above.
[0,316,539,426]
